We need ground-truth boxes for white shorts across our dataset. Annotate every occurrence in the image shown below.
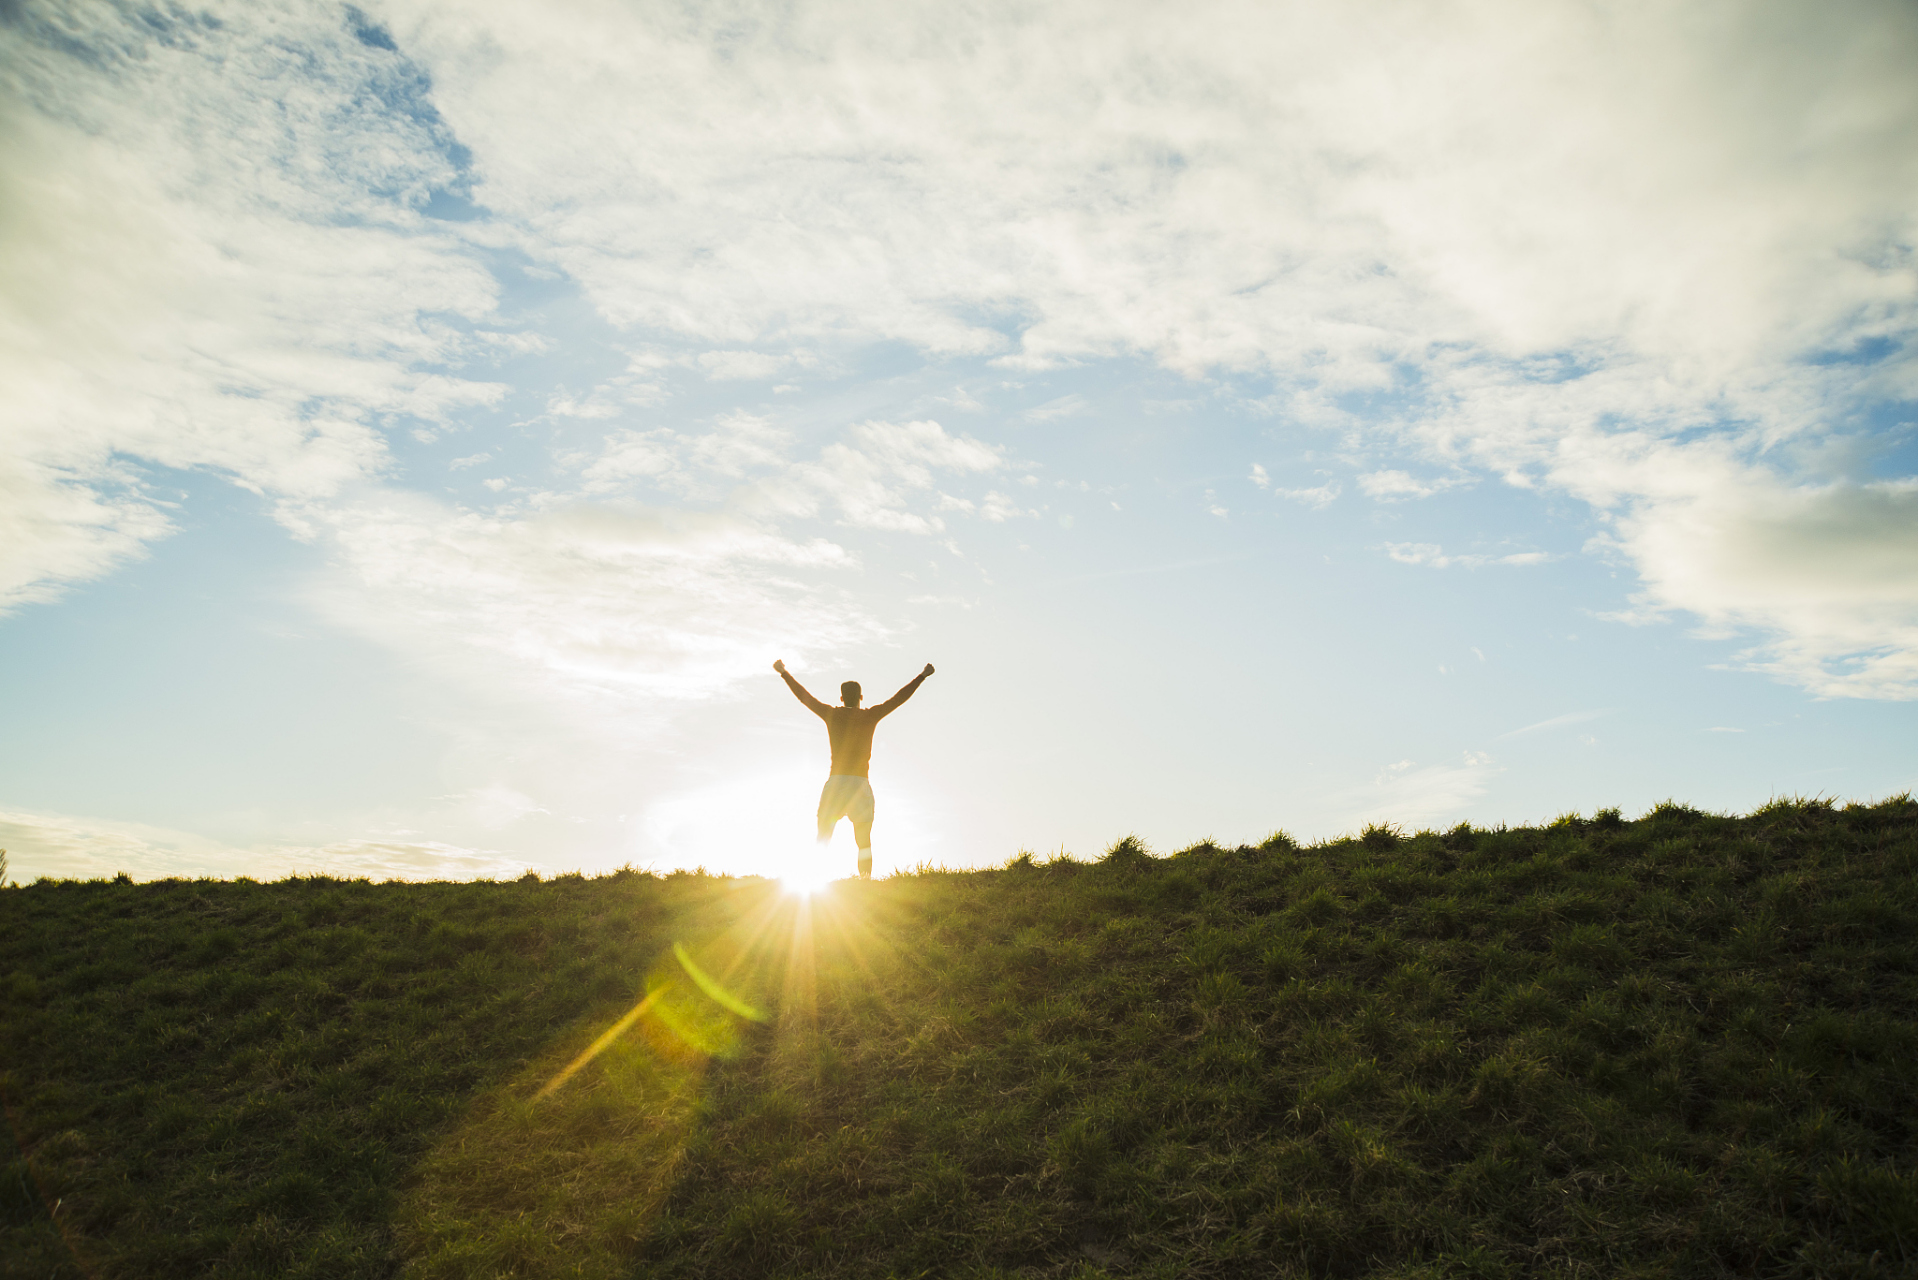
[817,775,875,828]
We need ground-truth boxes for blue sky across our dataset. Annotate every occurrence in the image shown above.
[2,0,1915,882]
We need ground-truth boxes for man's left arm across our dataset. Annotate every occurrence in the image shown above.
[873,663,935,717]
[774,659,832,717]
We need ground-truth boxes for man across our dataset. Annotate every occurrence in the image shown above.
[773,659,934,879]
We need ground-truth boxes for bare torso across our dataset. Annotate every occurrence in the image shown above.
[823,706,884,777]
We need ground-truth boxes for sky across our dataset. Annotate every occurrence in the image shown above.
[2,0,1916,883]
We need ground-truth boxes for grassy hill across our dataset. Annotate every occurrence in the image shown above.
[4,796,1916,1279]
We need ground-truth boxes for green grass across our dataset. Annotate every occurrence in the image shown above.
[4,796,1917,1278]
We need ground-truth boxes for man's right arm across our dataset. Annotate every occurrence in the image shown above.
[872,663,934,717]
[773,659,831,716]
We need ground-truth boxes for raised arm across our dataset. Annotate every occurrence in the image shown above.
[873,663,935,717]
[773,659,830,717]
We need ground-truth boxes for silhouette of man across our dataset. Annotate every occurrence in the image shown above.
[773,659,934,879]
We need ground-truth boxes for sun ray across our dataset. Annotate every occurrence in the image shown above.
[814,885,910,990]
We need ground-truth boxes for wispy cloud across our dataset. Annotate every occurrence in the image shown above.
[695,350,817,381]
[1060,554,1249,585]
[1358,470,1469,501]
[1024,394,1088,423]
[0,806,532,884]
[1498,710,1611,740]
[1387,543,1553,569]
[1274,480,1342,509]
[1329,752,1501,829]
[301,495,875,704]
[773,420,1006,534]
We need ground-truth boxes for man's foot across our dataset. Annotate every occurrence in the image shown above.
[857,851,872,880]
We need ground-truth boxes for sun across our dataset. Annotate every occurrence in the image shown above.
[780,848,838,896]
[781,866,836,896]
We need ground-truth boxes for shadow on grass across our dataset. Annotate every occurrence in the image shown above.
[396,880,886,1279]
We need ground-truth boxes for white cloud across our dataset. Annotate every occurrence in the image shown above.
[581,414,1003,542]
[1358,469,1468,500]
[1556,436,1918,697]
[546,392,625,420]
[6,0,1917,703]
[1386,542,1550,569]
[1274,480,1342,509]
[980,491,1025,522]
[1024,394,1089,423]
[382,0,1916,375]
[301,494,873,703]
[696,350,811,381]
[266,413,987,724]
[0,1,503,612]
[377,0,1917,695]
[0,455,175,611]
[582,412,796,497]
[0,806,532,884]
[580,430,680,490]
[934,387,986,412]
[769,419,1005,533]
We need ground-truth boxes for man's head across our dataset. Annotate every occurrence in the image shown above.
[840,680,862,707]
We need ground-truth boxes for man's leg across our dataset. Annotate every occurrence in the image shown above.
[852,818,873,879]
[850,779,876,879]
[817,778,845,844]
